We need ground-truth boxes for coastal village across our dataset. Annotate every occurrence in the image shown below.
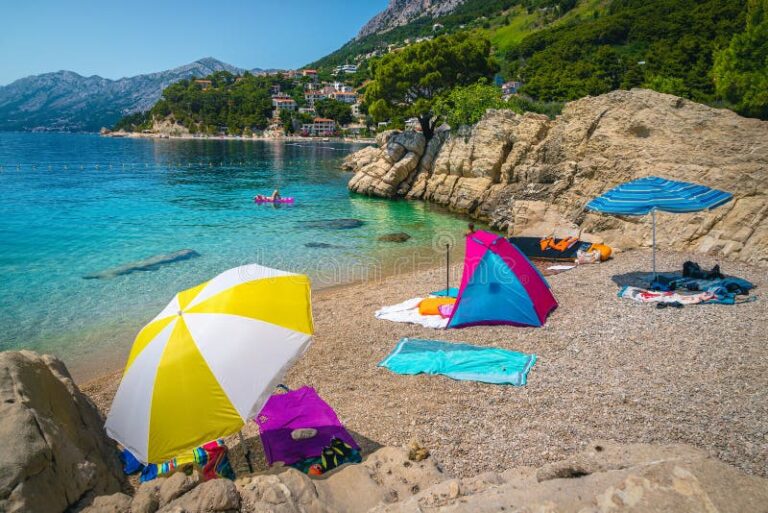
[123,63,522,140]
[260,66,363,138]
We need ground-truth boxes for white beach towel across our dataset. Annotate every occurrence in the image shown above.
[547,265,575,271]
[375,297,449,329]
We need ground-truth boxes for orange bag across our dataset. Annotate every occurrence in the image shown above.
[588,243,613,261]
[418,297,456,316]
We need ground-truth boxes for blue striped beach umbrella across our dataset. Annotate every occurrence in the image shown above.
[586,176,733,277]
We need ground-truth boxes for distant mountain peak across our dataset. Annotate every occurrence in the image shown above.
[357,0,466,39]
[0,58,249,132]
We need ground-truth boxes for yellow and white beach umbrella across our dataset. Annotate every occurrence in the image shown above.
[105,264,313,464]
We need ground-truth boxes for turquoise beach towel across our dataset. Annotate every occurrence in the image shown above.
[379,338,536,386]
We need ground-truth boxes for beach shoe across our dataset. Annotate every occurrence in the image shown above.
[320,438,361,472]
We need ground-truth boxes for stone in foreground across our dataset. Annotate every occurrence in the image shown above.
[0,350,124,513]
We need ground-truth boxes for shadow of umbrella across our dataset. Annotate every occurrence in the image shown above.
[228,428,384,477]
[346,429,384,457]
[611,271,675,288]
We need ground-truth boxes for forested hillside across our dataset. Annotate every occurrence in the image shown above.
[311,0,766,119]
[115,72,299,135]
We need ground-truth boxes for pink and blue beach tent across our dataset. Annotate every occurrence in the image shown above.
[448,230,557,328]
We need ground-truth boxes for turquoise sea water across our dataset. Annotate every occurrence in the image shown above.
[0,133,473,379]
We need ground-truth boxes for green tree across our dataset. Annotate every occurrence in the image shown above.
[365,32,498,139]
[315,98,353,125]
[713,0,768,118]
[509,0,745,105]
[433,79,504,127]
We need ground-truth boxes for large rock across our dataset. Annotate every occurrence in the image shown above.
[237,446,444,513]
[83,442,768,513]
[159,479,239,513]
[346,89,768,265]
[0,351,124,513]
[81,493,133,513]
[158,472,199,507]
[349,131,427,197]
[373,441,768,512]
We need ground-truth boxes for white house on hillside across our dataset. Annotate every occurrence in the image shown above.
[329,91,357,104]
[334,64,358,74]
[301,118,336,136]
[272,98,298,116]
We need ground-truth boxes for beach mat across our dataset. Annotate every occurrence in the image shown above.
[379,338,536,386]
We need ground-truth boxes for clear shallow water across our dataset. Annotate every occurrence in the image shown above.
[0,133,472,379]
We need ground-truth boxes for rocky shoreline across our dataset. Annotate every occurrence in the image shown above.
[343,89,768,266]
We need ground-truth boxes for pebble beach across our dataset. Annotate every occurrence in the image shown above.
[82,248,768,480]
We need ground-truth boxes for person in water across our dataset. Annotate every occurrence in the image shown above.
[271,188,281,201]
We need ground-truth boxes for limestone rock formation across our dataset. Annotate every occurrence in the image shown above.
[373,441,768,512]
[237,446,445,513]
[345,89,768,265]
[82,442,768,513]
[0,351,124,513]
[80,493,133,513]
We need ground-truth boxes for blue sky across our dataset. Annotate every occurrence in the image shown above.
[0,0,386,85]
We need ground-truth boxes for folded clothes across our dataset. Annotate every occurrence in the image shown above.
[133,439,234,483]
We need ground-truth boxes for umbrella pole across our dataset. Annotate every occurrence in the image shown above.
[652,209,657,281]
[238,431,254,473]
[445,243,450,293]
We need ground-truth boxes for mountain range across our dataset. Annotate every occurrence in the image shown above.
[356,0,466,39]
[0,58,252,132]
[1,0,760,131]
[0,1,468,133]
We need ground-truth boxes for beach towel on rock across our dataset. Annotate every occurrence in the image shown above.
[379,338,537,386]
[194,439,235,481]
[375,297,449,329]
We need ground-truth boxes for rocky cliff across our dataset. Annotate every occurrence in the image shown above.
[357,0,466,39]
[344,89,768,265]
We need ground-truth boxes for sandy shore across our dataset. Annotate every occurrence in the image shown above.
[82,249,768,479]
